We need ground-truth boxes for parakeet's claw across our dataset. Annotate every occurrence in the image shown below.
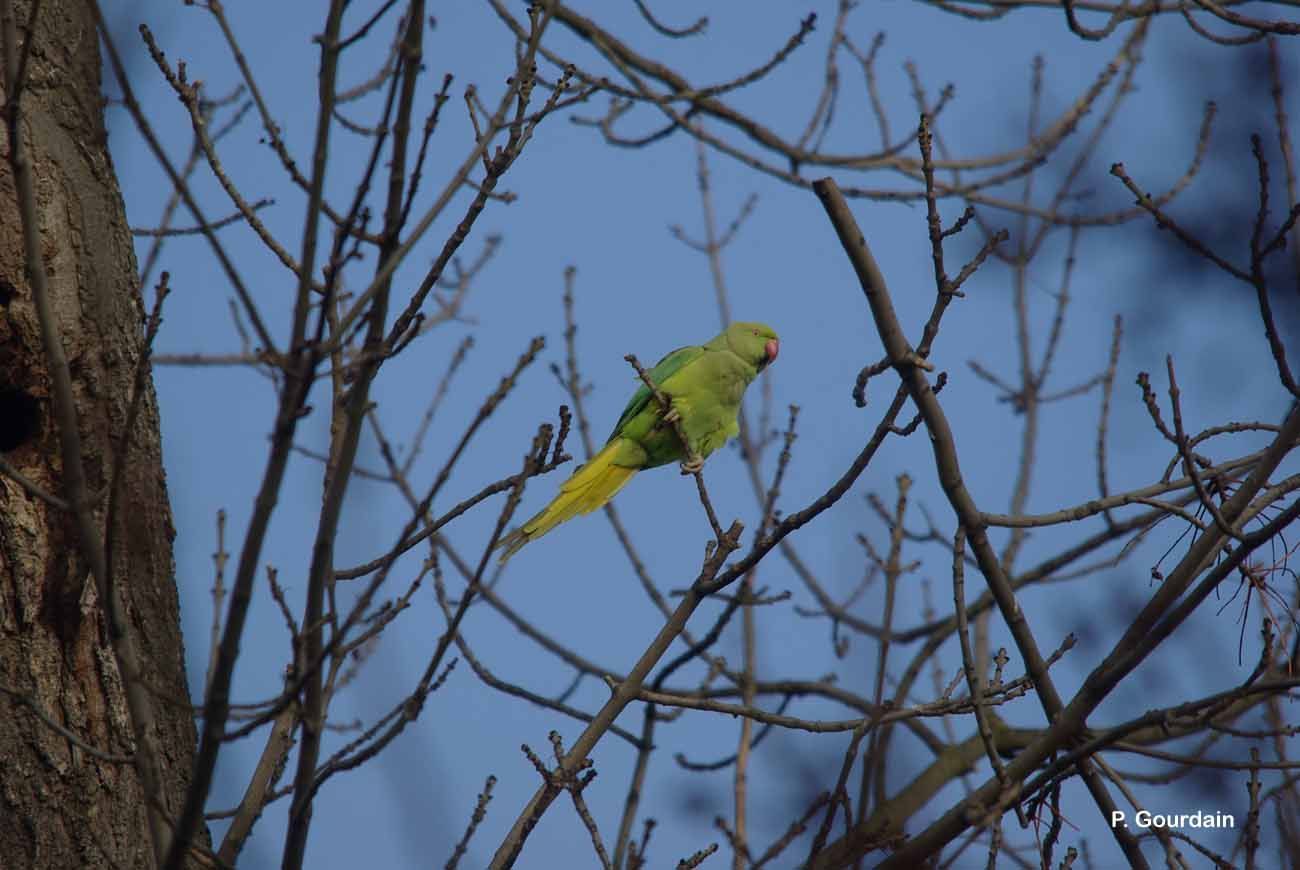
[680,455,704,475]
[663,406,681,425]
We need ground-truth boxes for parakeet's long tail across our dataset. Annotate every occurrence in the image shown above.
[497,440,638,563]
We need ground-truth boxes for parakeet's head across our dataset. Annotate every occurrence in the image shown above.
[723,322,780,372]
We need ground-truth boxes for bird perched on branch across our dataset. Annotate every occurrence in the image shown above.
[497,321,780,562]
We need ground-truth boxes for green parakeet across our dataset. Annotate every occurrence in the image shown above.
[497,321,780,562]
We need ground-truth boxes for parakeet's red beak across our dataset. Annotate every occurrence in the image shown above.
[765,339,779,364]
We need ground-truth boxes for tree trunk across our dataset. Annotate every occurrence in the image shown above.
[0,1,204,867]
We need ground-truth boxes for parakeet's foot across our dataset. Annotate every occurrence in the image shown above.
[664,406,681,424]
[680,456,704,474]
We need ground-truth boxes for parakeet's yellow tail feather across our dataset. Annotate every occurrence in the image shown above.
[497,440,637,562]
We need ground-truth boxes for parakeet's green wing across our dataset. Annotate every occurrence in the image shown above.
[606,345,705,443]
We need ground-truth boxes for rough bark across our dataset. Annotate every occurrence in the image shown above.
[0,1,204,867]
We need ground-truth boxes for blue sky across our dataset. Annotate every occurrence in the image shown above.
[109,2,1298,867]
